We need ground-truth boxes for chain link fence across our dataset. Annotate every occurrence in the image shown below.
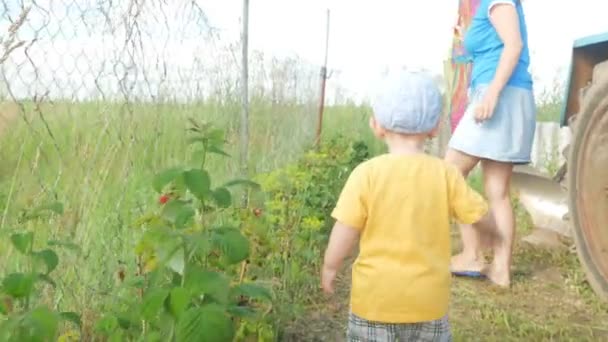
[0,0,323,202]
[0,0,324,318]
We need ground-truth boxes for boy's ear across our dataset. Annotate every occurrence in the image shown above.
[369,116,386,138]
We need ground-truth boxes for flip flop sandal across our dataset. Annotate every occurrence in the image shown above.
[451,270,486,279]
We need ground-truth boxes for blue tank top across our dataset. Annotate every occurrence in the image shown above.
[463,0,533,90]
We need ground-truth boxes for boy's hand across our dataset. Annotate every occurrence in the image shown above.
[321,221,360,296]
[321,265,337,295]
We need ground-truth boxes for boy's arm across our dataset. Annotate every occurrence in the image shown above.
[321,222,360,294]
[448,165,489,225]
[449,172,500,241]
[321,164,368,294]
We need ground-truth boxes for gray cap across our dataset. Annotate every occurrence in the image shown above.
[372,70,443,134]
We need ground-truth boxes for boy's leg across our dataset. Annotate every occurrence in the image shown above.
[396,315,453,342]
[347,312,396,342]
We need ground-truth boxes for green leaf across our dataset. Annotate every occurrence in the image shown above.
[176,305,234,342]
[2,273,36,299]
[168,287,190,318]
[183,169,211,201]
[151,233,185,275]
[231,283,272,302]
[212,187,232,208]
[60,311,82,328]
[167,247,185,275]
[153,167,183,193]
[187,117,203,132]
[141,288,169,320]
[227,305,256,319]
[207,145,230,157]
[27,306,60,340]
[116,312,139,330]
[191,149,206,163]
[172,173,188,195]
[108,331,124,342]
[207,128,224,142]
[95,315,119,335]
[34,249,59,274]
[143,332,162,342]
[161,200,195,228]
[222,179,260,190]
[186,233,212,257]
[185,270,230,304]
[10,232,33,254]
[214,230,250,265]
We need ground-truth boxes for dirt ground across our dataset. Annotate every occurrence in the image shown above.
[283,229,608,342]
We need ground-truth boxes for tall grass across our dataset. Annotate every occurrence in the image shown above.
[535,79,565,123]
[0,99,372,317]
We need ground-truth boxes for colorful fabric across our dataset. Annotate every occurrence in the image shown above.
[448,0,481,132]
[331,154,488,323]
[347,312,453,342]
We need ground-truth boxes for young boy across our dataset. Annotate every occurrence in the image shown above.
[321,70,489,341]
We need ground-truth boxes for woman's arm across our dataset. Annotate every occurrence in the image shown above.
[474,2,523,122]
[488,3,524,94]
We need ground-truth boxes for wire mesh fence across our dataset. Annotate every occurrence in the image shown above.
[0,0,324,315]
[0,1,323,200]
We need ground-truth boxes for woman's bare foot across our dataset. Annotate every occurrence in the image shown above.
[450,252,486,273]
[483,264,510,287]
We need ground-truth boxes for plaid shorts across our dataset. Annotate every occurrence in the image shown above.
[347,312,453,342]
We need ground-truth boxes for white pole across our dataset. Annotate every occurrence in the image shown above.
[240,0,249,206]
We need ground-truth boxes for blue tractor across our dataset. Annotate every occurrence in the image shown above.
[559,32,608,301]
[514,32,608,301]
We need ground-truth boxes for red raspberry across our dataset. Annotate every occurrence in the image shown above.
[159,194,170,205]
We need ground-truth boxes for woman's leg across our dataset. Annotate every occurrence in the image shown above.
[444,148,485,272]
[480,159,515,286]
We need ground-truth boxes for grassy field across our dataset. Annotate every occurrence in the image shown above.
[1,98,606,341]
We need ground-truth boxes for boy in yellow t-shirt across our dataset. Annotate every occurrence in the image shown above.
[321,70,489,341]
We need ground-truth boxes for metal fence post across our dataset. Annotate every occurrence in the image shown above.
[240,0,250,206]
[315,9,330,147]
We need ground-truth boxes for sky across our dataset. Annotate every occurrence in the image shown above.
[2,0,608,102]
[200,0,608,101]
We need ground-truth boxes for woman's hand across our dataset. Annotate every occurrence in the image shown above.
[473,2,523,125]
[474,86,500,123]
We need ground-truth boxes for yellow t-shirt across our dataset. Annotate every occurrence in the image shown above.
[331,153,488,323]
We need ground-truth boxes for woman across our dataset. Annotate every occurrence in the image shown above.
[447,0,535,287]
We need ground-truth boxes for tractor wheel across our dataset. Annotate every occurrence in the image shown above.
[567,66,608,301]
